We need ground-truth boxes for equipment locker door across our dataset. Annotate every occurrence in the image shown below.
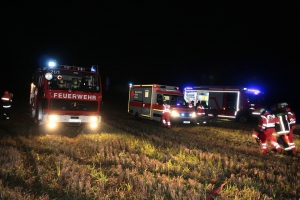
[141,87,152,117]
[222,92,238,118]
[208,92,225,117]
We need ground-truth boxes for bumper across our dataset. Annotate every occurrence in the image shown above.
[171,117,197,124]
[41,114,101,127]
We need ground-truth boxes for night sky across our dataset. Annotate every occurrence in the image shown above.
[1,2,299,112]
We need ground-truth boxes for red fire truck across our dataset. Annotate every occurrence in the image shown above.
[29,60,102,130]
[128,84,197,125]
[183,86,265,123]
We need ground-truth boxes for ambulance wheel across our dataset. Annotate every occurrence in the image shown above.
[134,112,140,120]
[160,118,164,127]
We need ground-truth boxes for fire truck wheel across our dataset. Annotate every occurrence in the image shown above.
[30,105,36,118]
[36,103,43,122]
[237,115,249,123]
[37,125,47,135]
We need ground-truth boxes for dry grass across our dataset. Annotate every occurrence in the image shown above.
[0,104,299,199]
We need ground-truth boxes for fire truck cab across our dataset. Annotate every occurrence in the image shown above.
[29,60,102,130]
[128,84,197,125]
[183,86,265,123]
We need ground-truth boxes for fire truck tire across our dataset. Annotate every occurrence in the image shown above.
[31,105,36,118]
[36,103,43,122]
[237,115,249,123]
[37,125,47,135]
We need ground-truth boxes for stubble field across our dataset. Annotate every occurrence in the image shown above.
[0,102,299,199]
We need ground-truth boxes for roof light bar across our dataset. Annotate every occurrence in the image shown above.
[246,89,260,94]
[91,65,97,72]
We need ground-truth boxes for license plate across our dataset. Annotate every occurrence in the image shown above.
[69,119,81,122]
[183,121,190,124]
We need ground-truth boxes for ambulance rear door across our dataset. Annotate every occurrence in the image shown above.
[130,86,152,118]
[141,87,152,117]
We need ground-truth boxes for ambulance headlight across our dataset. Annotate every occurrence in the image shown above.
[171,110,180,117]
[192,112,196,118]
[48,115,58,122]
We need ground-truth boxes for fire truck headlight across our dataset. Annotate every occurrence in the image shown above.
[48,122,56,128]
[90,116,100,129]
[45,72,53,80]
[90,116,100,122]
[171,110,180,117]
[90,122,98,129]
[48,115,58,122]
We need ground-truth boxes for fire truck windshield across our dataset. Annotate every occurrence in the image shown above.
[163,95,188,106]
[47,71,100,92]
[246,92,265,105]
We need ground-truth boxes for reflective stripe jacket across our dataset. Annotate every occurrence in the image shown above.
[197,105,205,116]
[259,114,277,129]
[275,113,290,135]
[163,104,170,113]
[287,111,296,126]
[1,93,12,108]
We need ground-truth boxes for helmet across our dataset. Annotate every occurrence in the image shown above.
[260,108,270,115]
[277,102,288,111]
[4,91,8,94]
[285,106,290,112]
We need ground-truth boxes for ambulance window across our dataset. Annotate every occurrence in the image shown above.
[157,94,163,105]
[145,90,149,98]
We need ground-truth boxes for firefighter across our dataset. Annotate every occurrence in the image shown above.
[212,109,218,123]
[202,101,210,123]
[283,104,297,154]
[196,102,205,124]
[273,102,291,153]
[189,100,194,108]
[1,91,12,120]
[196,100,201,109]
[252,108,282,154]
[162,100,171,128]
[72,78,79,89]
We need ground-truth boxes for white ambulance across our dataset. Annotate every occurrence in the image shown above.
[128,84,197,125]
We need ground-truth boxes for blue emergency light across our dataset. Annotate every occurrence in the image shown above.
[91,65,97,72]
[48,60,57,68]
[245,88,261,95]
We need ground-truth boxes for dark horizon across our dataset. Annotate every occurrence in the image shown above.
[1,2,299,116]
